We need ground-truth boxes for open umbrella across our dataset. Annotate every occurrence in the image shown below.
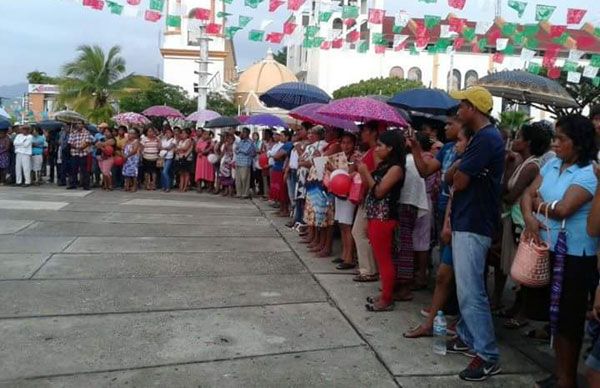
[35,120,64,131]
[476,70,578,108]
[0,117,10,131]
[259,82,331,110]
[53,110,87,123]
[204,116,241,129]
[142,105,185,119]
[113,112,151,127]
[245,114,288,128]
[388,89,459,116]
[186,109,221,123]
[289,103,359,132]
[236,115,250,123]
[317,97,408,127]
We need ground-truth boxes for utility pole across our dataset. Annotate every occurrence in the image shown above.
[196,24,212,112]
[495,0,502,18]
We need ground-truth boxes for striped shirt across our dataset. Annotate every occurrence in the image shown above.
[68,129,94,157]
[141,137,160,160]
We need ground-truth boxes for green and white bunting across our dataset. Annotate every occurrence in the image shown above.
[166,15,181,27]
[149,0,164,12]
[535,4,556,22]
[507,0,527,18]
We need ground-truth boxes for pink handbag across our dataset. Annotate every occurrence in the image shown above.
[510,203,551,288]
[348,173,364,205]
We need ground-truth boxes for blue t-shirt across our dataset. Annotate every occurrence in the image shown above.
[537,157,599,256]
[31,135,46,156]
[436,141,457,213]
[272,142,293,172]
[451,125,505,238]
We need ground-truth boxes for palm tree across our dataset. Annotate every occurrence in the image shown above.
[59,45,147,123]
[498,110,532,134]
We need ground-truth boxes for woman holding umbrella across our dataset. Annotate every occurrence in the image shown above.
[521,115,599,388]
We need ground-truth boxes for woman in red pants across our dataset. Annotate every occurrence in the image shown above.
[358,130,407,312]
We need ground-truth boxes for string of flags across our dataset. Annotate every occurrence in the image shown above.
[64,0,600,85]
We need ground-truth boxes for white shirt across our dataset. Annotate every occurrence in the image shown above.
[14,134,33,155]
[160,137,176,159]
[399,154,430,218]
[289,148,300,169]
[268,142,284,166]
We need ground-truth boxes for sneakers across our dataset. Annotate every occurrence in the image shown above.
[459,356,501,381]
[446,337,475,357]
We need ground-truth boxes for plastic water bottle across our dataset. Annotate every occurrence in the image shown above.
[433,310,447,355]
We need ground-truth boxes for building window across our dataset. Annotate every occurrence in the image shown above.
[447,69,461,90]
[407,67,422,82]
[389,66,404,79]
[465,70,479,87]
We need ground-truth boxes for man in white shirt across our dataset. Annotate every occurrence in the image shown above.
[13,125,33,186]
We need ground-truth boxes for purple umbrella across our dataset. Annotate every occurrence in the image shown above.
[113,112,150,126]
[317,97,408,127]
[289,103,359,132]
[186,109,221,122]
[550,221,567,340]
[142,105,185,119]
[245,114,288,128]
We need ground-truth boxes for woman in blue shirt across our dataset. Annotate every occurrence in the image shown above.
[31,126,47,185]
[521,115,599,388]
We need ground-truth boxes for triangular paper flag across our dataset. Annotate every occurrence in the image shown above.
[547,67,561,79]
[528,63,542,74]
[562,60,579,72]
[342,5,359,19]
[347,30,360,43]
[283,21,297,35]
[568,49,584,61]
[319,11,333,23]
[448,17,466,33]
[107,1,124,14]
[149,0,164,12]
[567,71,581,83]
[357,40,369,53]
[522,24,540,37]
[245,0,262,9]
[475,21,493,35]
[496,38,509,51]
[583,66,599,79]
[239,16,252,28]
[166,15,181,27]
[287,0,305,11]
[424,15,441,30]
[144,10,162,22]
[593,77,600,87]
[396,11,410,28]
[502,23,517,37]
[332,38,344,49]
[492,52,505,64]
[536,4,556,22]
[266,32,284,43]
[448,0,466,10]
[453,37,465,50]
[590,55,600,68]
[567,8,587,25]
[375,45,386,54]
[520,48,536,62]
[249,30,265,42]
[368,8,385,24]
[224,26,242,39]
[206,23,222,35]
[549,25,566,39]
[507,0,527,18]
[269,0,285,12]
[127,0,140,4]
[194,8,211,20]
[440,25,452,38]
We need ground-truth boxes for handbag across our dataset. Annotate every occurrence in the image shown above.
[348,173,364,205]
[156,158,164,168]
[510,203,551,288]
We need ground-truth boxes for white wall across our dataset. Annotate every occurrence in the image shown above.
[163,57,225,97]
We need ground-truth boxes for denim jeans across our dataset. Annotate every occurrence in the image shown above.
[161,158,173,189]
[452,231,499,362]
[286,169,297,208]
[68,155,90,189]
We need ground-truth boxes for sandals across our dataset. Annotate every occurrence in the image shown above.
[365,301,394,312]
[353,274,378,283]
[503,318,529,330]
[403,324,433,338]
[525,327,551,341]
[331,258,344,264]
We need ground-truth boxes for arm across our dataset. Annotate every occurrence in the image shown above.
[588,165,600,237]
[452,135,490,193]
[503,164,539,205]
[538,185,594,221]
[412,140,442,178]
[359,164,403,200]
[520,174,543,243]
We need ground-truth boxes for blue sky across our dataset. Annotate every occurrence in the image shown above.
[0,0,598,86]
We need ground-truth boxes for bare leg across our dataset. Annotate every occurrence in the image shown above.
[555,335,582,388]
[414,251,430,288]
[318,226,334,257]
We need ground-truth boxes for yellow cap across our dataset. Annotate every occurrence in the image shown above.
[450,86,493,115]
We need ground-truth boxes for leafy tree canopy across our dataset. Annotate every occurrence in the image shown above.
[273,48,287,66]
[333,77,423,99]
[27,71,58,84]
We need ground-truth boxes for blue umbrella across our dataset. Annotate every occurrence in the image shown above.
[388,89,459,116]
[259,82,331,110]
[35,120,64,131]
[0,117,10,131]
[245,114,288,128]
[550,221,567,340]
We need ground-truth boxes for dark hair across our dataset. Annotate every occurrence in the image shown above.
[364,120,381,133]
[590,105,600,120]
[519,124,552,157]
[183,128,192,135]
[263,128,273,140]
[242,127,251,135]
[378,130,407,169]
[341,132,357,144]
[281,130,293,141]
[416,131,433,151]
[301,121,313,130]
[555,114,598,166]
[334,127,344,138]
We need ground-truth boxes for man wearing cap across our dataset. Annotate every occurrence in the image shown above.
[446,86,504,381]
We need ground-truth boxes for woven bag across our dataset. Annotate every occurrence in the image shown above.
[510,203,551,288]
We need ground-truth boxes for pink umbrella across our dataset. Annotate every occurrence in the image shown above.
[186,109,220,122]
[289,103,359,132]
[236,115,250,123]
[317,97,408,127]
[142,105,185,119]
[112,112,151,126]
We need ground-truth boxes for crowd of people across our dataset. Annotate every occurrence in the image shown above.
[2,87,600,385]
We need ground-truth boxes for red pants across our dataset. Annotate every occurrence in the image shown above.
[368,219,398,305]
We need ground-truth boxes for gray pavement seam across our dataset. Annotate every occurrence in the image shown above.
[27,236,77,279]
[0,300,331,320]
[249,199,402,388]
[0,344,368,384]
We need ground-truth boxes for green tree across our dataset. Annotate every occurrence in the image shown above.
[207,92,238,116]
[26,71,57,84]
[333,77,423,99]
[119,79,196,115]
[59,45,148,123]
[273,47,287,66]
[498,110,532,133]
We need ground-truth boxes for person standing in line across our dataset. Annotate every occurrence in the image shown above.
[122,129,141,193]
[0,128,11,185]
[67,120,93,190]
[13,125,33,187]
[56,125,71,186]
[160,127,176,192]
[235,127,256,199]
[96,128,116,191]
[194,129,215,193]
[446,86,504,381]
[31,126,47,185]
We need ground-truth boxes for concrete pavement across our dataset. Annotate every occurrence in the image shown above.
[0,186,551,387]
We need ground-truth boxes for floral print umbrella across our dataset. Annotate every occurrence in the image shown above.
[113,112,151,127]
[316,97,408,127]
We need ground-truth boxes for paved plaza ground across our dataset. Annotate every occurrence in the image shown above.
[0,186,561,387]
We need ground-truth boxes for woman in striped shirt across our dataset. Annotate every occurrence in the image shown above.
[140,127,160,190]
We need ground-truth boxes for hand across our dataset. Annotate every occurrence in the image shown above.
[356,161,369,176]
[406,133,419,151]
[522,216,545,245]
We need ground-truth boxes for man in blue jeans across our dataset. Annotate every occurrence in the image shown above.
[447,86,505,381]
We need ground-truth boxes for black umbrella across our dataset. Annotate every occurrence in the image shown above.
[389,89,459,116]
[204,116,241,129]
[35,120,64,131]
[476,70,578,108]
[259,82,331,110]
